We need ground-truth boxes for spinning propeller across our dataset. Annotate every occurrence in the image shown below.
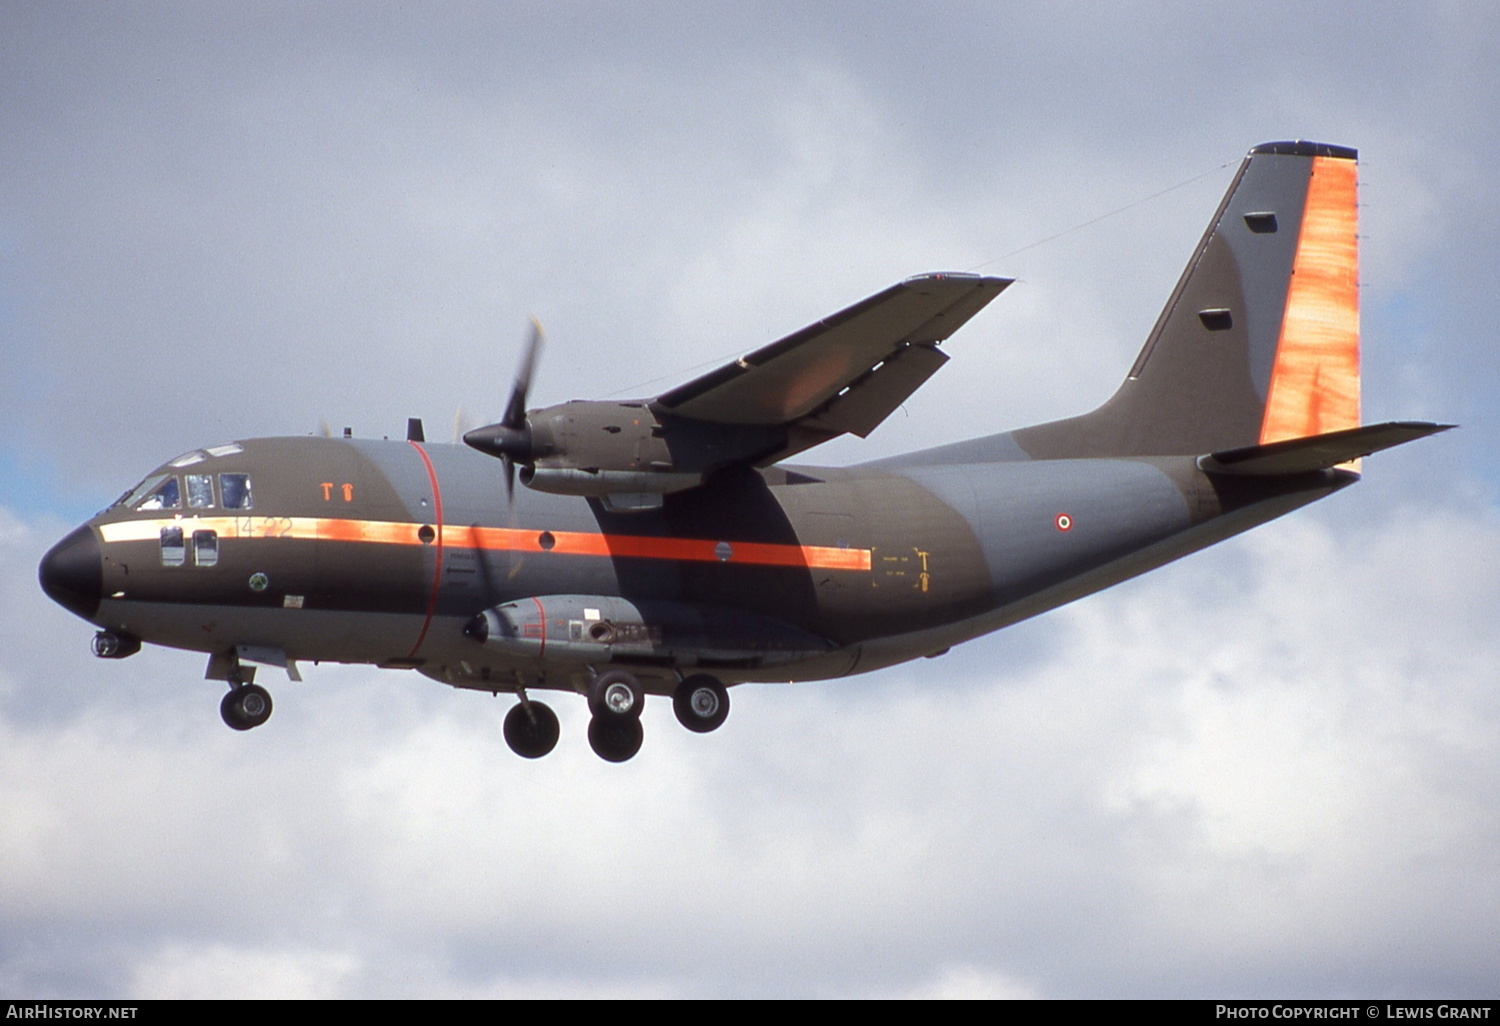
[463,317,545,503]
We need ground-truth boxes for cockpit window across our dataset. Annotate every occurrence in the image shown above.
[131,476,181,511]
[186,474,214,509]
[170,451,206,467]
[206,443,244,458]
[119,475,164,509]
[220,473,253,510]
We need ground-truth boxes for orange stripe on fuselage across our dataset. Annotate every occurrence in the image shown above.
[445,524,871,570]
[1260,155,1361,445]
[99,516,873,571]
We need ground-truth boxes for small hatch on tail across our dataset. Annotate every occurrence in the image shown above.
[1244,211,1279,233]
[1198,308,1233,331]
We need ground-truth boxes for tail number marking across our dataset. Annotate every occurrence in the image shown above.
[235,516,294,539]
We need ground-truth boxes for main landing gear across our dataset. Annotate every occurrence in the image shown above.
[585,669,645,762]
[498,670,732,762]
[503,699,560,759]
[672,674,730,734]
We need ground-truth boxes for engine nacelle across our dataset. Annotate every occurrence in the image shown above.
[520,466,703,498]
[464,594,834,668]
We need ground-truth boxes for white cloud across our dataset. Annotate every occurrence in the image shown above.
[129,945,361,1001]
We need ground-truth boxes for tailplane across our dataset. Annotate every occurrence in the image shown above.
[1014,141,1371,459]
[1198,421,1452,477]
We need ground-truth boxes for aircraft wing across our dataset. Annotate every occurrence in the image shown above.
[654,273,1011,460]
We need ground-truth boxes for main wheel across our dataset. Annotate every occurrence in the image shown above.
[503,701,560,759]
[588,669,645,720]
[220,684,273,731]
[587,715,644,763]
[673,674,729,733]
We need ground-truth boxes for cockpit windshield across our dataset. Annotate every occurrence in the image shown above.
[123,475,181,511]
[111,443,252,512]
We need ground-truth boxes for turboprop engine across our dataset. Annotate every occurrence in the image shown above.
[461,320,784,509]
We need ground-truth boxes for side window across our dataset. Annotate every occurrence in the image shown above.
[186,474,215,509]
[220,473,253,510]
[137,477,182,511]
[193,530,218,567]
[160,526,185,566]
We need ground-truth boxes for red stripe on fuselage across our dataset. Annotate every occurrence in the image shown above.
[532,596,547,660]
[406,441,444,659]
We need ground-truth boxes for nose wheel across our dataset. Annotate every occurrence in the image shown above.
[220,683,273,731]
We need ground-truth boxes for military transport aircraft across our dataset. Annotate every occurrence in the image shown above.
[39,141,1449,762]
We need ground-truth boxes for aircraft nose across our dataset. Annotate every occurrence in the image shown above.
[38,524,103,621]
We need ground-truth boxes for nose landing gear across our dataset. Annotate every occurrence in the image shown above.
[220,683,273,731]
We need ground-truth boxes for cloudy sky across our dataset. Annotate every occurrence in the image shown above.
[3,1,1497,998]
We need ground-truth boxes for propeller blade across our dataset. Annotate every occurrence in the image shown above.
[462,312,546,504]
[464,317,546,507]
[502,316,544,430]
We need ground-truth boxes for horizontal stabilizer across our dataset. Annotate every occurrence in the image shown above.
[1198,421,1454,476]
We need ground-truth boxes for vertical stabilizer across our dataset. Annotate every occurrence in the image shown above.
[1013,141,1361,459]
[1258,152,1360,444]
